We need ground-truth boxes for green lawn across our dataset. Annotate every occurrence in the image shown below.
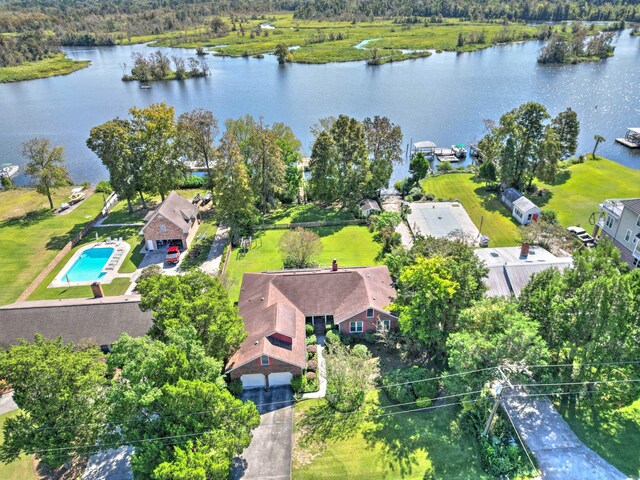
[421,157,640,247]
[0,411,36,480]
[225,225,381,301]
[261,203,355,225]
[556,398,640,478]
[421,174,520,247]
[0,189,105,306]
[0,53,89,83]
[292,391,491,480]
[27,226,145,301]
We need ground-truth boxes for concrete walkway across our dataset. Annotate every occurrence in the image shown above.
[381,195,413,248]
[501,388,627,480]
[200,225,229,275]
[302,336,327,400]
[0,392,17,415]
[94,217,144,228]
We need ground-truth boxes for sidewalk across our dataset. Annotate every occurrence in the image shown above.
[302,336,327,400]
[381,195,413,248]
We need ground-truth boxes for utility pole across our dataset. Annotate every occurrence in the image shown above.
[482,383,504,437]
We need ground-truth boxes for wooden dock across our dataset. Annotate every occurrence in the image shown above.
[436,155,461,163]
[615,137,640,149]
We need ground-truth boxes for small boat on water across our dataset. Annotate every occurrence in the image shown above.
[615,128,640,149]
[451,144,467,158]
[0,164,19,179]
[139,84,152,90]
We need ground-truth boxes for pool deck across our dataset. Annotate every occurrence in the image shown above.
[49,240,131,288]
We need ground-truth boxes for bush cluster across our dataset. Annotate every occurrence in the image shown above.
[382,366,437,407]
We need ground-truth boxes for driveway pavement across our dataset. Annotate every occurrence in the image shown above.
[231,387,294,480]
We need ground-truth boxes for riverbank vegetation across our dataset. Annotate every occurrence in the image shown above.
[0,52,88,82]
[538,23,615,64]
[121,50,208,82]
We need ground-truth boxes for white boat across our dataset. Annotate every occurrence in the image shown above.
[0,164,19,179]
[451,144,467,158]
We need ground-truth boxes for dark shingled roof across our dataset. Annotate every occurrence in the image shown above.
[502,188,522,204]
[226,266,396,373]
[622,198,640,215]
[141,191,199,235]
[0,296,152,348]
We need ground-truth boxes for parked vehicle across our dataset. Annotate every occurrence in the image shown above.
[200,192,212,206]
[192,193,201,205]
[68,192,86,205]
[165,246,181,264]
[59,202,70,212]
[567,226,595,244]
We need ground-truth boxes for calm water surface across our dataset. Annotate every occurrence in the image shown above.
[1,31,639,186]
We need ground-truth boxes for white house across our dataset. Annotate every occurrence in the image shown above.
[512,196,541,225]
[358,198,381,218]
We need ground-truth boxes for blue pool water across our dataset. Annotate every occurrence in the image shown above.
[62,247,113,282]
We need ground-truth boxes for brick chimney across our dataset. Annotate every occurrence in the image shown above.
[520,242,530,258]
[91,282,104,298]
[332,259,338,271]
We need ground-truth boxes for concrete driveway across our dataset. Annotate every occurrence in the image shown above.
[231,387,294,480]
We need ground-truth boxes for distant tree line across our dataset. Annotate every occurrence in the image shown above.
[0,30,58,67]
[122,50,209,81]
[538,24,615,63]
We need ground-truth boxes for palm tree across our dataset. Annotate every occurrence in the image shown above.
[592,134,605,159]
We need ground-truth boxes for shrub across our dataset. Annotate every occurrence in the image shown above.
[307,350,316,360]
[136,264,162,286]
[351,344,369,359]
[306,334,317,346]
[227,379,243,398]
[1,176,13,189]
[178,174,205,189]
[95,180,112,193]
[306,345,317,354]
[305,324,315,335]
[364,332,377,344]
[416,397,432,408]
[325,329,340,346]
[305,371,316,382]
[382,366,438,407]
[291,374,307,394]
[424,192,435,201]
[307,360,318,371]
[437,161,453,173]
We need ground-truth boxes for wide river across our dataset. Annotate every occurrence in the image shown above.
[1,31,639,186]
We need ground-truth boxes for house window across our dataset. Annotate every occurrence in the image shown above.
[633,257,640,268]
[349,321,363,333]
[305,316,313,324]
[159,224,167,233]
[260,355,269,366]
[625,229,632,243]
[325,315,334,326]
[366,308,374,318]
[377,319,391,331]
[514,208,523,218]
[636,216,640,228]
[605,216,615,229]
[527,214,532,221]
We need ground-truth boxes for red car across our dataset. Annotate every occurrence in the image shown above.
[165,246,181,264]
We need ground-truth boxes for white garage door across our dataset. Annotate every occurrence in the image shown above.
[268,372,293,387]
[241,374,266,389]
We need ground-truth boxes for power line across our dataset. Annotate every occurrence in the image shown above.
[499,395,539,476]
[511,378,640,388]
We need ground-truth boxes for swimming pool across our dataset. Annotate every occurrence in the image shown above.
[61,247,113,282]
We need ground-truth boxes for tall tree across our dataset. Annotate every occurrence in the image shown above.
[214,136,259,242]
[177,108,219,192]
[129,102,184,201]
[362,116,403,194]
[309,130,338,203]
[274,43,291,64]
[107,327,259,479]
[551,107,580,159]
[592,134,605,158]
[250,124,285,214]
[137,270,246,360]
[0,336,109,468]
[331,115,371,206]
[409,151,429,181]
[21,138,70,209]
[87,119,139,213]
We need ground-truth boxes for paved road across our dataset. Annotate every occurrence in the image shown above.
[381,195,413,248]
[231,387,294,480]
[501,388,627,480]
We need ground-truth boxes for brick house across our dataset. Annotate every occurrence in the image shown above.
[225,265,397,389]
[141,191,199,251]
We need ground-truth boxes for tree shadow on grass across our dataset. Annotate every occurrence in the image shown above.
[0,208,53,228]
[297,402,365,446]
[552,169,571,185]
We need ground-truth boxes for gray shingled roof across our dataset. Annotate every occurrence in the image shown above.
[359,198,381,212]
[622,198,640,215]
[0,296,152,348]
[141,191,199,234]
[513,196,539,212]
[502,188,522,204]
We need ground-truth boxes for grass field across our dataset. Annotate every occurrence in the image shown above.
[0,53,90,83]
[261,203,355,225]
[292,390,490,480]
[557,398,640,478]
[225,225,381,301]
[0,189,104,306]
[126,13,552,64]
[421,157,640,247]
[0,411,36,480]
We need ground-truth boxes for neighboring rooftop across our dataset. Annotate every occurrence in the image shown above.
[142,190,199,234]
[513,196,539,212]
[475,246,573,297]
[0,295,152,348]
[621,198,640,215]
[502,187,522,204]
